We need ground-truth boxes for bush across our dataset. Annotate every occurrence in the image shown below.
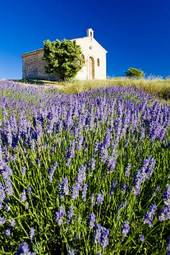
[125,67,144,78]
[43,39,85,81]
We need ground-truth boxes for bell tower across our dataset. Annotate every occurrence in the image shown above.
[87,28,94,39]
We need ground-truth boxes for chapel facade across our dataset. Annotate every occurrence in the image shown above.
[22,28,107,80]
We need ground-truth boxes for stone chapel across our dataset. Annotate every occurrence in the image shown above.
[22,28,107,80]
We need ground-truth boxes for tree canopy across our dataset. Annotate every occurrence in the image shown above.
[43,39,85,81]
[125,67,144,78]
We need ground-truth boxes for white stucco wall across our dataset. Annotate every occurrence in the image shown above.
[72,30,107,80]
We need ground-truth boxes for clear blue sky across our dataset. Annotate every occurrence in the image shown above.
[0,0,170,79]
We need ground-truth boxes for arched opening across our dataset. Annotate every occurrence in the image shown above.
[82,54,85,62]
[89,57,95,80]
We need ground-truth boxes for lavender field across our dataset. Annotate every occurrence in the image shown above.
[0,81,170,254]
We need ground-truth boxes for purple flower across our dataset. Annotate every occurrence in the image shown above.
[48,162,58,183]
[103,131,111,148]
[82,184,88,201]
[77,165,86,186]
[59,177,69,196]
[121,184,128,192]
[0,216,6,225]
[163,184,170,206]
[21,190,27,202]
[100,227,109,248]
[21,167,26,176]
[55,205,65,226]
[5,204,10,212]
[71,182,81,200]
[122,221,130,237]
[10,219,16,227]
[0,182,5,203]
[67,205,74,224]
[100,147,108,163]
[27,186,32,195]
[4,178,13,196]
[66,144,75,165]
[107,157,116,172]
[94,224,109,249]
[139,234,145,242]
[110,181,117,195]
[125,163,131,177]
[134,157,156,196]
[68,248,75,255]
[96,193,104,205]
[5,228,11,237]
[167,236,170,255]
[144,204,157,226]
[89,213,96,229]
[159,185,170,222]
[30,227,35,241]
[16,242,34,255]
[159,205,170,222]
[89,158,96,171]
[91,193,95,207]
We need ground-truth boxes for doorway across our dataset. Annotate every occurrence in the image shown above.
[89,57,95,79]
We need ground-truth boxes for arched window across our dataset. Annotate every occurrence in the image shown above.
[97,58,100,67]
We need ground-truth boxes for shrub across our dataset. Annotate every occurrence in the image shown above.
[125,67,144,78]
[43,39,85,81]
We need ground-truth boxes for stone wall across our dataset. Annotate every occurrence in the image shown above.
[22,50,58,80]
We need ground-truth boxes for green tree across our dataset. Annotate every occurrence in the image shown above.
[43,39,85,81]
[125,67,144,78]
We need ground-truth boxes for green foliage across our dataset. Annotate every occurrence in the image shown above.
[43,39,85,81]
[0,82,170,254]
[125,67,144,78]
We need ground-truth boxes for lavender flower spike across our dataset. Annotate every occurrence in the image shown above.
[144,204,157,226]
[16,242,35,255]
[30,227,35,241]
[96,193,104,205]
[71,183,81,200]
[94,224,109,249]
[82,184,88,201]
[122,221,130,237]
[89,212,96,229]
[67,205,74,224]
[139,234,145,242]
[163,184,170,206]
[0,216,6,225]
[48,162,58,183]
[55,205,65,226]
[59,177,69,196]
[21,189,27,202]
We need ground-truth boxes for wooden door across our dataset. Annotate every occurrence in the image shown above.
[89,57,95,79]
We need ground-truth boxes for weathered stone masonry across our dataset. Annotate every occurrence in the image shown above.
[22,49,58,80]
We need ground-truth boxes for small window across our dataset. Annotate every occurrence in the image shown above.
[97,58,100,67]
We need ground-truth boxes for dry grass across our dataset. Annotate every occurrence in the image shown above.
[17,78,170,101]
[57,78,170,100]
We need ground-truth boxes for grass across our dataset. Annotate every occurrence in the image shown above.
[15,77,170,101]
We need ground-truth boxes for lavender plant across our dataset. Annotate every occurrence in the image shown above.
[0,80,170,254]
